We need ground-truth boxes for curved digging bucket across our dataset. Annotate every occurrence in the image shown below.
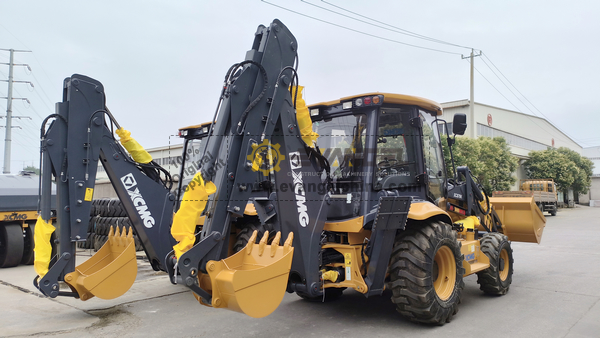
[489,196,546,244]
[204,230,294,318]
[65,226,137,300]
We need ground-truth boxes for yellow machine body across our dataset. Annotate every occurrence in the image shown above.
[454,216,491,276]
[64,226,137,301]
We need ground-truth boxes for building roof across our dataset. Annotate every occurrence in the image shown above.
[441,100,581,148]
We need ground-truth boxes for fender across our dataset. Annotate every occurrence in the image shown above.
[408,201,452,225]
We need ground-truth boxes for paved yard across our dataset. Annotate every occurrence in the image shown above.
[1,206,598,337]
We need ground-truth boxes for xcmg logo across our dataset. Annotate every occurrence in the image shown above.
[121,173,155,228]
[289,151,309,228]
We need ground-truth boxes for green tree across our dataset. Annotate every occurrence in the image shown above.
[443,136,518,193]
[524,148,594,194]
[557,147,594,194]
[478,137,518,192]
[23,165,40,175]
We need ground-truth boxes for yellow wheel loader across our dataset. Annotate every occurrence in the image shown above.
[34,19,545,325]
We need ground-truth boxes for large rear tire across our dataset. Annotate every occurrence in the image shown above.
[0,224,25,268]
[389,221,465,325]
[477,233,513,295]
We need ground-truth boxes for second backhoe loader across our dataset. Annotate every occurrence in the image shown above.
[35,19,545,325]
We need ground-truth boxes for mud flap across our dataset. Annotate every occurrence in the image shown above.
[64,226,137,300]
[201,230,294,318]
[489,196,546,244]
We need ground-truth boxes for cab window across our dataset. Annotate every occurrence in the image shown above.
[420,110,445,202]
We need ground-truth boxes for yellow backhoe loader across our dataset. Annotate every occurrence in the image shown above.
[34,19,545,325]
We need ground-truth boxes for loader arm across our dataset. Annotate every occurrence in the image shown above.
[37,74,176,299]
[446,166,545,243]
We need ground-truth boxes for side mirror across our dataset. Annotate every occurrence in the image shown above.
[452,114,467,135]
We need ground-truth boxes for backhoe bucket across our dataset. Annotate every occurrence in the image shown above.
[65,226,137,300]
[204,231,294,318]
[489,196,546,244]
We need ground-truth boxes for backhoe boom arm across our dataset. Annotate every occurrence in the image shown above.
[37,75,176,298]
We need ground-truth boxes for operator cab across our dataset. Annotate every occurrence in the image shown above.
[308,93,448,220]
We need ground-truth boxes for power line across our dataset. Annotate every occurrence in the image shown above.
[478,56,538,116]
[1,116,40,144]
[261,0,462,55]
[5,81,45,120]
[1,48,33,174]
[292,2,584,147]
[482,53,548,120]
[478,53,582,145]
[28,71,56,110]
[472,64,521,112]
[0,60,54,119]
[0,23,56,118]
[317,0,474,50]
[473,64,578,146]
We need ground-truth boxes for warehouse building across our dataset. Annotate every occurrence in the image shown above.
[579,146,600,206]
[440,100,582,199]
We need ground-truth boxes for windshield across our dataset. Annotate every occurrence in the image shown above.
[313,114,367,181]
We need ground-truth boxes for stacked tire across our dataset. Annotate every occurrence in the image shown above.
[78,198,144,252]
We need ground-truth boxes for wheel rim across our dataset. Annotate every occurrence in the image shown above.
[499,248,510,281]
[433,245,456,300]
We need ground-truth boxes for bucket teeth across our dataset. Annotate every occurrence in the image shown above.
[246,230,258,255]
[258,231,269,256]
[108,225,134,247]
[110,226,117,246]
[284,232,293,251]
[270,232,281,257]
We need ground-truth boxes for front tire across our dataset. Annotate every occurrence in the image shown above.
[389,221,465,325]
[477,233,513,295]
[233,222,272,253]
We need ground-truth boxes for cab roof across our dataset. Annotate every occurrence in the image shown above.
[178,121,213,131]
[308,93,443,115]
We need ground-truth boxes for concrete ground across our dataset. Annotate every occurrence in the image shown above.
[1,206,599,338]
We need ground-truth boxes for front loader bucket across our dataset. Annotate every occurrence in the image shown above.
[489,196,546,244]
[64,226,137,300]
[204,231,294,318]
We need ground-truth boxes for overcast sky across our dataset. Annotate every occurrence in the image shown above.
[1,0,599,174]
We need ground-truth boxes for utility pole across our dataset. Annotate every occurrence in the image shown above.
[1,48,32,174]
[462,49,482,139]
